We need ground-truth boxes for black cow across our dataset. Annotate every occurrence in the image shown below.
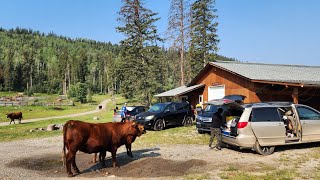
[6,112,23,125]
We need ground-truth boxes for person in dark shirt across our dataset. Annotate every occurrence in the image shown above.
[209,108,227,150]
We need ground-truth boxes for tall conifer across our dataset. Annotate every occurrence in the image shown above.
[189,0,219,78]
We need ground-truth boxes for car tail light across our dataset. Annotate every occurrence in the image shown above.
[237,122,248,129]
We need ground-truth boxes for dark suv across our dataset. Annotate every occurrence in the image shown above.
[113,106,147,122]
[135,102,194,131]
[196,95,245,134]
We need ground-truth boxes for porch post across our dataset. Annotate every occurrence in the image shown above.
[292,87,299,104]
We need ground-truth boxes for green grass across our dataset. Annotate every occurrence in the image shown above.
[0,110,114,142]
[0,91,24,97]
[0,105,96,122]
[0,94,118,123]
[0,111,209,146]
[135,126,209,146]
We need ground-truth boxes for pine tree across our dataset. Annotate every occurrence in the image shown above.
[117,0,162,104]
[189,0,219,78]
[167,0,190,86]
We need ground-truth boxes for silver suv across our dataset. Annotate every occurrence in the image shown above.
[222,102,320,155]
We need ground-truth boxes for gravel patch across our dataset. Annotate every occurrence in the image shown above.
[1,136,320,179]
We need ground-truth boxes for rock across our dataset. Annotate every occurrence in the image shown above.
[105,172,109,175]
[56,124,64,130]
[47,124,55,131]
[109,175,116,178]
[93,117,99,120]
[30,129,35,132]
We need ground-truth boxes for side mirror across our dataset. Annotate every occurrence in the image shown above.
[165,109,170,113]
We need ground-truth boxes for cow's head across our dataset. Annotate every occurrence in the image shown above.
[6,113,9,118]
[131,121,146,137]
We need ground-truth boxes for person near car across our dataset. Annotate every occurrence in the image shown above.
[209,108,227,150]
[120,103,127,122]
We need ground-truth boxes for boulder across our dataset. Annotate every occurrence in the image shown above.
[47,124,56,131]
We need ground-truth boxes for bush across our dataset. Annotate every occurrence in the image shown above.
[87,93,92,103]
[24,88,34,96]
[68,83,88,103]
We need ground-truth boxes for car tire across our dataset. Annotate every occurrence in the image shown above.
[254,141,275,155]
[153,119,164,131]
[183,116,193,126]
[198,130,205,134]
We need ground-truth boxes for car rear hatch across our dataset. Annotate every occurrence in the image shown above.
[204,99,244,136]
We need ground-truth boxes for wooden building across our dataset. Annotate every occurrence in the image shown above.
[155,61,320,110]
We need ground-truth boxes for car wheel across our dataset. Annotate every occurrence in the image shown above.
[183,116,193,126]
[254,141,275,155]
[153,119,164,131]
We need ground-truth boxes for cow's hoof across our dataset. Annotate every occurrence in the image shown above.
[67,173,74,177]
[128,154,134,158]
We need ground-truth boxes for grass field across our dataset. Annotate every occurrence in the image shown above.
[0,93,128,123]
[0,110,114,142]
[0,104,209,144]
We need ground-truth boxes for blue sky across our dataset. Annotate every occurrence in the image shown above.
[0,0,319,66]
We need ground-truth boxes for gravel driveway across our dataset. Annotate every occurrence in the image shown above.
[2,134,320,180]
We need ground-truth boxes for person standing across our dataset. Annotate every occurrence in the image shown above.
[209,108,226,150]
[120,103,127,122]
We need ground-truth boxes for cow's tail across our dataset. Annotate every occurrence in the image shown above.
[62,121,70,166]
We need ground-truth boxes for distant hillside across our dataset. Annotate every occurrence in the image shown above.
[0,27,238,98]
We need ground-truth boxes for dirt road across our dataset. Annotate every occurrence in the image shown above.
[2,134,320,180]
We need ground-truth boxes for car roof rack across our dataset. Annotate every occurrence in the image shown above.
[244,102,292,108]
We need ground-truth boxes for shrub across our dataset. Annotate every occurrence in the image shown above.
[68,83,88,103]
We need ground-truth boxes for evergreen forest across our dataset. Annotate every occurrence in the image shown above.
[0,0,237,105]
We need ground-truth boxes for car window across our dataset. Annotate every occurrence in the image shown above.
[176,103,183,111]
[165,104,176,112]
[251,107,281,122]
[126,107,135,111]
[148,104,166,113]
[137,107,144,113]
[183,103,190,110]
[204,105,219,112]
[296,106,320,120]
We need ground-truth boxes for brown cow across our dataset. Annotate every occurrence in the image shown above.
[92,121,146,163]
[62,120,145,177]
[6,112,23,125]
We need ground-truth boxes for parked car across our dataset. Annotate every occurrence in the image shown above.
[135,101,194,131]
[222,102,320,155]
[113,106,147,122]
[196,95,245,134]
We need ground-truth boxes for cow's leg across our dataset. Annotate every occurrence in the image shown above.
[126,143,133,158]
[92,153,97,163]
[100,151,106,167]
[19,118,21,124]
[66,151,75,177]
[111,148,118,167]
[71,153,80,174]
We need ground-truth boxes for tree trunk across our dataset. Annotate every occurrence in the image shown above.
[30,65,33,89]
[179,0,185,86]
